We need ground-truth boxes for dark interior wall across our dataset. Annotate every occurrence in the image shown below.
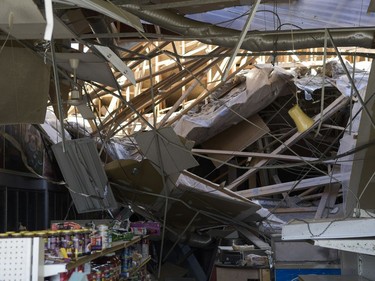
[0,172,71,232]
[0,124,114,232]
[0,124,72,232]
[0,171,108,232]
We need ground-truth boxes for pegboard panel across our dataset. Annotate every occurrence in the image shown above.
[0,238,33,281]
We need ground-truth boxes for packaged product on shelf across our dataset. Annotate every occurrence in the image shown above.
[90,234,102,252]
[111,229,134,242]
[130,221,160,236]
[72,229,84,256]
[97,224,111,249]
[90,255,121,280]
[61,229,74,258]
[121,247,133,275]
[83,228,92,254]
[141,238,149,258]
[51,221,82,230]
[55,267,79,281]
[47,230,58,250]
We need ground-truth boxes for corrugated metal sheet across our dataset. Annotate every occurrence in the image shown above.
[187,0,375,31]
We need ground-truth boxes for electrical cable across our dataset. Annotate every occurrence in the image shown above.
[42,2,374,244]
[258,90,375,227]
[63,58,372,243]
[55,2,374,225]
[86,57,375,196]
[0,30,11,55]
[204,90,348,188]
[85,81,144,157]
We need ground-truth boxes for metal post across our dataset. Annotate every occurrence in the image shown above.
[315,29,328,137]
[349,55,357,134]
[50,39,67,152]
[43,181,49,230]
[155,131,170,279]
[222,0,261,81]
[327,29,375,129]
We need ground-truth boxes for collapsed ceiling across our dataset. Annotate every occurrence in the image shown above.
[1,0,375,247]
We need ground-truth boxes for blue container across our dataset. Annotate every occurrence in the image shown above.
[275,268,341,281]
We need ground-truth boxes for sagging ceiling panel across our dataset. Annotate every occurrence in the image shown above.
[0,46,50,124]
[0,0,75,39]
[52,138,118,213]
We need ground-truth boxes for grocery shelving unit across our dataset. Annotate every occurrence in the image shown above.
[66,235,143,270]
[0,235,150,280]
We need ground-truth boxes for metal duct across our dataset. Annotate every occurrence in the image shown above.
[121,4,375,51]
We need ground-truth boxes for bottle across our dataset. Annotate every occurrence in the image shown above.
[141,239,149,258]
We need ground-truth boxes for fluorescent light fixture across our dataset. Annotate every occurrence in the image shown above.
[94,44,136,86]
[44,0,54,40]
[0,0,75,39]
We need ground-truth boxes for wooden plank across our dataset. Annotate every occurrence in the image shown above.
[191,149,321,162]
[314,185,332,219]
[88,42,163,100]
[236,226,271,250]
[102,47,228,136]
[121,59,195,88]
[165,56,255,126]
[236,174,347,198]
[273,207,318,214]
[315,183,340,219]
[299,190,342,202]
[257,139,270,187]
[200,114,269,168]
[157,75,202,128]
[181,170,253,204]
[298,186,320,197]
[93,45,218,132]
[272,174,289,204]
[261,269,271,281]
[229,94,349,190]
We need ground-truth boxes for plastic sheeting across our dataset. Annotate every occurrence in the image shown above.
[294,58,371,99]
[173,66,293,144]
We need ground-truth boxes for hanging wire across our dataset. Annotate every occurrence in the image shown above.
[51,1,368,208]
[0,26,11,54]
[85,82,144,158]
[97,42,361,194]
[51,3,366,200]
[54,2,374,240]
